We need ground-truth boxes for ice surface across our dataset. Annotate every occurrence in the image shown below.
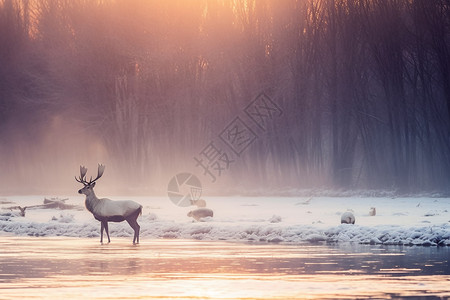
[1,195,449,246]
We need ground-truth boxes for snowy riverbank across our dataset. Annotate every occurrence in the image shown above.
[1,196,449,246]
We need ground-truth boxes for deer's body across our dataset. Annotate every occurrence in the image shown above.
[85,195,141,220]
[76,164,142,244]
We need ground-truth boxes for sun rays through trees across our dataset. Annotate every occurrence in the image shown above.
[0,0,449,194]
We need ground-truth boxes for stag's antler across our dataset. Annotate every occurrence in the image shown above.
[75,165,89,185]
[88,164,105,185]
[75,164,105,186]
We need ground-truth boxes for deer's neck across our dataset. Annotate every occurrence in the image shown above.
[85,190,100,214]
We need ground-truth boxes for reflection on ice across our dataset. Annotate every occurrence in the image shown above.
[0,237,449,299]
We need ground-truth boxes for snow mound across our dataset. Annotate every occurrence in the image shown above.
[268,215,282,223]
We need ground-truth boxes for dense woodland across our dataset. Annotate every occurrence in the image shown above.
[1,0,450,194]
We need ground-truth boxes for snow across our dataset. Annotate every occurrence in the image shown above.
[1,195,449,246]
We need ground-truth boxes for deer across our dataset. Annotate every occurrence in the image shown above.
[75,164,142,244]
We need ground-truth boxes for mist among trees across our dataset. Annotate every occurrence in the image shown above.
[1,0,449,195]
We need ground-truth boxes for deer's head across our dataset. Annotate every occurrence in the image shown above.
[75,164,105,195]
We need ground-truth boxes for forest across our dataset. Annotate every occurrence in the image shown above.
[0,0,449,195]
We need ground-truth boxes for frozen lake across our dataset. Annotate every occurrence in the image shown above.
[0,237,449,299]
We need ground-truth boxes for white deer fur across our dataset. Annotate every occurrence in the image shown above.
[76,165,142,244]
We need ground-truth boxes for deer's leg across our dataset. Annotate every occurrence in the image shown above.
[135,220,140,244]
[104,221,111,243]
[126,217,140,244]
[100,221,104,244]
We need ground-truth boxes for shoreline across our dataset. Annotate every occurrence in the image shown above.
[1,196,449,246]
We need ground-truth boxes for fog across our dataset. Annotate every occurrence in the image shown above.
[1,0,450,195]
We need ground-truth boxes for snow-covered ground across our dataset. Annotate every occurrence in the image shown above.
[1,195,449,246]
